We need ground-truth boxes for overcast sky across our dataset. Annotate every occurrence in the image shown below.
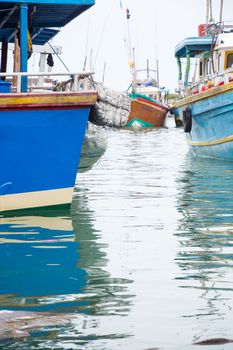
[51,0,233,93]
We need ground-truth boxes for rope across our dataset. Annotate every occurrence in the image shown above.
[47,41,70,72]
[0,8,17,12]
[93,4,114,69]
[83,12,91,71]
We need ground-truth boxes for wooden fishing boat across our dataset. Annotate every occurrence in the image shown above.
[127,91,169,128]
[172,0,233,160]
[126,62,169,128]
[0,0,97,212]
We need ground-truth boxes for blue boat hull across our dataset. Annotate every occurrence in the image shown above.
[174,85,233,160]
[0,107,90,211]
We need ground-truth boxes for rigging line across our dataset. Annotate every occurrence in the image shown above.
[93,3,114,69]
[85,12,91,60]
[119,1,129,52]
[83,12,91,71]
[119,1,131,64]
[47,41,70,72]
[126,12,132,62]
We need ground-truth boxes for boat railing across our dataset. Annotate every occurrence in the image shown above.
[177,65,233,96]
[0,71,95,93]
[191,66,233,87]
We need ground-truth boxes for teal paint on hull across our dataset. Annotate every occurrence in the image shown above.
[126,118,153,128]
[174,88,233,160]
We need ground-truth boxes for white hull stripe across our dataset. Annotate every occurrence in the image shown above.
[0,187,74,212]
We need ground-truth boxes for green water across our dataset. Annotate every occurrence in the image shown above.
[1,119,233,349]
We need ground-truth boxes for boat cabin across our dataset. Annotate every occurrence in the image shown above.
[0,0,95,92]
[175,23,233,95]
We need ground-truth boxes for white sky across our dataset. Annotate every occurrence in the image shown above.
[49,0,233,93]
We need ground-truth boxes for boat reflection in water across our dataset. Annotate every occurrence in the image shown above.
[0,191,133,346]
[176,155,233,344]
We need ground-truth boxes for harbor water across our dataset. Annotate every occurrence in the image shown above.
[2,118,233,349]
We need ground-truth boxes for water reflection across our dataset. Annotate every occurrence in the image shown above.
[72,189,134,316]
[176,155,233,342]
[0,192,133,317]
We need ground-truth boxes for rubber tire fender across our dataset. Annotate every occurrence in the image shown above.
[183,106,192,133]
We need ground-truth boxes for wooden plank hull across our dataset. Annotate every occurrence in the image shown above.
[127,98,168,128]
[173,83,233,160]
[0,91,97,212]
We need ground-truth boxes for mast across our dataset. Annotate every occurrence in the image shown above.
[102,62,106,83]
[219,0,223,23]
[206,0,210,27]
[132,47,137,93]
[156,59,159,87]
[147,59,149,79]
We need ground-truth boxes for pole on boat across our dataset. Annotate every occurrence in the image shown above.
[205,0,210,34]
[219,0,223,23]
[0,41,8,79]
[147,59,149,79]
[102,62,106,83]
[20,3,28,92]
[156,59,159,87]
[131,47,137,93]
[13,32,20,87]
[89,48,93,71]
[184,48,190,87]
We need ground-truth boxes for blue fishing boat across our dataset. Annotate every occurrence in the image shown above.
[172,0,233,160]
[0,0,97,212]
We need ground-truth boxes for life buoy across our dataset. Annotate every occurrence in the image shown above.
[183,106,192,133]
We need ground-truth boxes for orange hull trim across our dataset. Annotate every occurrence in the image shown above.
[128,99,168,126]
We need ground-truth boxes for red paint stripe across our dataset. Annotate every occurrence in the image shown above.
[137,97,169,111]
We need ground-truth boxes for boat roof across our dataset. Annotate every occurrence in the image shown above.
[175,36,213,58]
[0,0,95,45]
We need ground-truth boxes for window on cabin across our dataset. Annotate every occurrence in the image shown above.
[200,61,203,76]
[205,60,209,75]
[226,52,233,69]
[218,54,221,71]
[207,60,210,74]
[209,60,212,74]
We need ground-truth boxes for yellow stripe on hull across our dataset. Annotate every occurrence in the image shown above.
[0,91,97,108]
[0,187,74,212]
[174,82,233,108]
[189,134,233,146]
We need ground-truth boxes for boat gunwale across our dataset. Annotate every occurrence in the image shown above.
[173,82,233,108]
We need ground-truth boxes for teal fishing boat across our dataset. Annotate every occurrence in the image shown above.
[126,58,169,129]
[172,0,233,160]
[119,4,169,128]
[0,0,97,212]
